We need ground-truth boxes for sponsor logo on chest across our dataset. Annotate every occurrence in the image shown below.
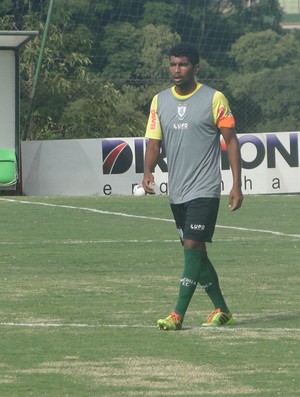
[174,102,188,130]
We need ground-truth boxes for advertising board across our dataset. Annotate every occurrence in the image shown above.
[21,132,300,196]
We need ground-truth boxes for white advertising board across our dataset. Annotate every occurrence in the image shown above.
[221,132,300,195]
[21,132,300,196]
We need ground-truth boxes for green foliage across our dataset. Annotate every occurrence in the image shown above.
[64,21,180,139]
[101,22,142,83]
[101,22,180,84]
[56,0,90,15]
[60,79,146,139]
[135,24,180,81]
[26,76,147,140]
[0,0,12,16]
[122,81,170,117]
[228,29,300,132]
[232,0,283,32]
[229,29,300,72]
[139,1,175,26]
[250,65,300,132]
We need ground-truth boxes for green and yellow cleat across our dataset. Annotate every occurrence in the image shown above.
[201,308,234,327]
[157,311,182,331]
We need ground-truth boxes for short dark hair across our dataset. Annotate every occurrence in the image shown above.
[169,43,200,66]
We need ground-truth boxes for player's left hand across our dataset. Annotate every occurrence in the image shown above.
[228,187,243,211]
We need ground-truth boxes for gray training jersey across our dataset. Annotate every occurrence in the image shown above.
[157,85,222,204]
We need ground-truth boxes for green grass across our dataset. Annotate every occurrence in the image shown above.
[0,194,299,396]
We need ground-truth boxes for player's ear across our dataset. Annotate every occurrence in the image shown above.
[193,64,200,75]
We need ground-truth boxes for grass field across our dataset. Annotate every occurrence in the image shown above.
[0,194,299,396]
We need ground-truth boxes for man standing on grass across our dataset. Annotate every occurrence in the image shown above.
[142,43,243,330]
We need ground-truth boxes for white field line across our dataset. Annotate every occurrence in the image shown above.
[0,238,252,246]
[0,239,180,245]
[1,198,300,239]
[0,322,299,333]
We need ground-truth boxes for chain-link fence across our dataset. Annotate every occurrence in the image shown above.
[1,1,300,138]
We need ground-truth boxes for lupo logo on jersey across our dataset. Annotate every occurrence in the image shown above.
[102,140,133,174]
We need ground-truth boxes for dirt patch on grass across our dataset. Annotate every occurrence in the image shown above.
[15,356,258,395]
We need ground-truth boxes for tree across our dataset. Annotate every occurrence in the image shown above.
[122,24,181,115]
[227,30,300,132]
[135,24,180,82]
[139,1,176,27]
[0,1,12,16]
[100,22,142,85]
[229,29,300,72]
[231,0,283,33]
[0,0,290,139]
[60,77,146,139]
[19,6,93,139]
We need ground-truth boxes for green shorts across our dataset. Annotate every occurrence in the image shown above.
[170,197,220,243]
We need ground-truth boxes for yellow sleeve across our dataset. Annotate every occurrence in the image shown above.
[212,91,235,129]
[145,95,163,140]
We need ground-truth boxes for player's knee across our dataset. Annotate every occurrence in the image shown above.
[184,239,206,255]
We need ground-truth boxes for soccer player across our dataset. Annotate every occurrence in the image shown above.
[142,43,243,330]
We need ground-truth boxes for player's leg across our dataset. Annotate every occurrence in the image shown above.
[197,250,233,326]
[157,198,233,330]
[185,198,233,326]
[184,198,233,327]
[173,243,203,320]
[157,203,200,330]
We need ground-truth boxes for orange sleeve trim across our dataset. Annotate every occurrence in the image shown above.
[217,115,235,129]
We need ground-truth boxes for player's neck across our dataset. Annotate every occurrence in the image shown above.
[174,82,197,96]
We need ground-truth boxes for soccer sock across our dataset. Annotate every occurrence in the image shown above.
[174,248,201,319]
[198,255,229,313]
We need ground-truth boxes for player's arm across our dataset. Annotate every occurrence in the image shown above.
[143,95,162,193]
[142,138,161,193]
[213,91,243,211]
[220,127,243,211]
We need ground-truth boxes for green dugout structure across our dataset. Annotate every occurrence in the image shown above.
[0,31,38,191]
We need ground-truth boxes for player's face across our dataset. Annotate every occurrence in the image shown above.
[169,56,199,94]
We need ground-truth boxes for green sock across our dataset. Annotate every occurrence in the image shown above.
[198,255,229,313]
[174,249,201,319]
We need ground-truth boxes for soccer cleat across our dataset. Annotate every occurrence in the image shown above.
[201,308,234,327]
[157,311,182,331]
